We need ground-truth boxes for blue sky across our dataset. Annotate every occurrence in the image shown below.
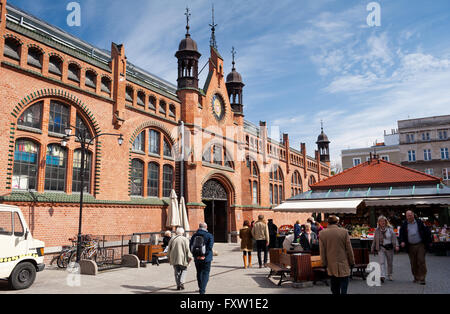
[8,0,450,167]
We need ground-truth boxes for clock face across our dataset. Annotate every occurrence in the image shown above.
[212,94,225,121]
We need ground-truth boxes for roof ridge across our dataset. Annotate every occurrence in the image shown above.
[377,158,443,181]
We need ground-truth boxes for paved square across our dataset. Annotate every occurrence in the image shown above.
[1,243,449,294]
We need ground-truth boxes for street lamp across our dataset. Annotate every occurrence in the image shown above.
[61,125,123,263]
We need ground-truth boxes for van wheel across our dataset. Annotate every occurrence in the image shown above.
[8,262,36,290]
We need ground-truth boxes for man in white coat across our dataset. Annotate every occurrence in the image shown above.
[167,227,193,290]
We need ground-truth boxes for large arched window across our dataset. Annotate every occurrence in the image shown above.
[269,166,284,205]
[148,162,159,197]
[309,175,316,188]
[202,144,234,169]
[132,131,145,152]
[131,159,144,196]
[291,171,302,196]
[45,144,67,192]
[75,114,92,140]
[163,138,173,158]
[249,161,259,205]
[163,165,174,198]
[18,101,42,130]
[48,101,70,134]
[72,150,92,193]
[149,130,160,155]
[12,139,39,190]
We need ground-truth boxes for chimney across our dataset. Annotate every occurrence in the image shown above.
[283,133,290,174]
[300,143,307,179]
[259,121,268,164]
[111,42,126,129]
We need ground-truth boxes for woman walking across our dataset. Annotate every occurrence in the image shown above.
[239,220,253,268]
[167,227,193,290]
[371,216,399,283]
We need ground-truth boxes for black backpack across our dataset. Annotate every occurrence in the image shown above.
[191,235,206,258]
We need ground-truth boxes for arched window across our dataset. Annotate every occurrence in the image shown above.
[148,162,159,197]
[213,145,222,165]
[45,144,67,192]
[126,86,134,103]
[48,101,70,134]
[169,104,176,118]
[68,63,80,82]
[309,175,316,187]
[85,70,97,88]
[149,130,160,155]
[12,139,39,190]
[203,144,234,169]
[48,55,63,76]
[163,138,172,157]
[75,114,92,140]
[72,149,92,193]
[27,47,43,69]
[163,165,173,197]
[291,171,302,196]
[159,100,166,115]
[130,159,144,196]
[249,161,259,205]
[133,131,145,152]
[101,76,111,94]
[137,91,145,106]
[4,37,21,60]
[270,166,284,205]
[18,102,42,130]
[149,96,156,110]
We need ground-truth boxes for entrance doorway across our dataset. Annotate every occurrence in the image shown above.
[202,179,229,243]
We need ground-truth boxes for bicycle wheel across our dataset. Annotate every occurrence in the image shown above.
[95,248,108,266]
[56,251,68,269]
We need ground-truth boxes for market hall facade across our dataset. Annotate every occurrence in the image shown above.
[0,1,331,251]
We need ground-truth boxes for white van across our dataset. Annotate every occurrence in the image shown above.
[0,204,45,290]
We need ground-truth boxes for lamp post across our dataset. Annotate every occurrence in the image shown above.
[61,125,123,263]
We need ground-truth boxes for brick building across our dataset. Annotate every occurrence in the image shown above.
[0,1,330,252]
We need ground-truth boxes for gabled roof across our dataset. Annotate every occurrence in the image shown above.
[311,158,442,190]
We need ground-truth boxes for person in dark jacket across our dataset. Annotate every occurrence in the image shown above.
[399,210,432,285]
[299,223,319,253]
[190,222,214,294]
[267,219,278,248]
[294,220,301,242]
[307,217,318,235]
[162,230,172,249]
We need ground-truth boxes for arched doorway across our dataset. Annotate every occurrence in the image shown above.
[202,179,228,242]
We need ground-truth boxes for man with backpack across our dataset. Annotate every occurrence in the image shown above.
[190,222,214,294]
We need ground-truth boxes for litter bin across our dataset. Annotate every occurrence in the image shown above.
[129,235,141,255]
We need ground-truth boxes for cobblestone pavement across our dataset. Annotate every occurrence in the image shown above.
[1,243,449,294]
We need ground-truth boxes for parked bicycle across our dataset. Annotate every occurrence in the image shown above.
[56,237,77,269]
[57,235,109,268]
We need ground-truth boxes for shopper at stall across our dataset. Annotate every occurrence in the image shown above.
[251,215,270,268]
[299,223,319,253]
[167,227,192,290]
[399,210,432,285]
[239,220,253,268]
[319,215,355,295]
[371,216,399,283]
[307,217,318,235]
[315,221,324,236]
[294,220,302,242]
[267,219,278,248]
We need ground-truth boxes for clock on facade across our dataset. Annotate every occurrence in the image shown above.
[211,94,225,121]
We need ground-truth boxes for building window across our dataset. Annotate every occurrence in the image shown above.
[353,158,361,166]
[163,165,173,197]
[27,47,43,69]
[442,168,449,180]
[130,159,144,196]
[75,114,92,140]
[424,149,432,161]
[438,130,448,140]
[213,145,222,165]
[421,132,430,141]
[425,168,434,175]
[126,86,134,103]
[3,37,21,60]
[408,150,416,162]
[381,155,389,162]
[163,138,172,158]
[159,100,166,115]
[68,63,80,82]
[18,102,42,130]
[441,148,449,160]
[169,104,176,118]
[133,131,145,152]
[48,55,62,76]
[291,171,302,196]
[149,130,160,155]
[149,96,156,110]
[270,167,284,205]
[137,91,145,106]
[12,139,39,190]
[406,133,415,143]
[45,144,67,192]
[249,161,259,204]
[85,70,97,88]
[309,175,316,187]
[48,101,70,134]
[148,163,159,197]
[72,150,92,193]
[101,76,111,94]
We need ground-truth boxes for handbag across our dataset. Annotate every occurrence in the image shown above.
[381,243,394,250]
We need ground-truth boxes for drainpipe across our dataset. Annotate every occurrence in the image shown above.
[180,121,185,199]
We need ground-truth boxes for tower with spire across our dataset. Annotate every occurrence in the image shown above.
[175,7,201,90]
[226,47,245,115]
[316,121,331,163]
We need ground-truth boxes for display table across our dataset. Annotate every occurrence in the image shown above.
[351,238,373,249]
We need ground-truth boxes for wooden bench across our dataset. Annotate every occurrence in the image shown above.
[351,248,370,280]
[137,244,168,266]
[267,253,291,286]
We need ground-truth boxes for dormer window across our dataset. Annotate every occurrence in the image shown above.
[27,47,43,69]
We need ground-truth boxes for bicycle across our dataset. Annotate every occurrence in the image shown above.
[56,237,77,269]
[67,235,109,266]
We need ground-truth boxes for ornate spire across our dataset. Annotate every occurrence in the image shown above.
[321,120,324,133]
[231,46,236,70]
[209,4,218,48]
[185,6,191,36]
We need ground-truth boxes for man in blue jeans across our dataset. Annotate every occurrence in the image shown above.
[190,222,214,294]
